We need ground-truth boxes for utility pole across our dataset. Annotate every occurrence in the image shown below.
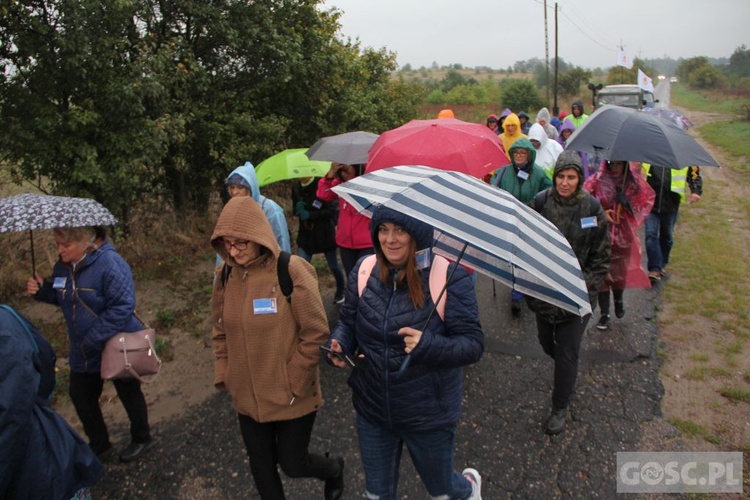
[544,0,550,106]
[553,3,559,116]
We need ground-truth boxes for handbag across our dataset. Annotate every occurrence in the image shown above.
[101,313,162,382]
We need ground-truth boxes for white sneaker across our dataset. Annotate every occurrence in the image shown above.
[462,467,482,500]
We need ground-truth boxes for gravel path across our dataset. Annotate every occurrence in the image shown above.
[93,274,669,499]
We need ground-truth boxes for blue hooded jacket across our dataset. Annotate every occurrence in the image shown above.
[0,306,103,498]
[34,239,143,373]
[224,162,291,253]
[329,206,484,431]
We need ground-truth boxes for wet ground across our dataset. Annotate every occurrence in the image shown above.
[93,273,667,499]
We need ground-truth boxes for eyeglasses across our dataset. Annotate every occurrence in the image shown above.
[512,150,529,157]
[222,239,250,251]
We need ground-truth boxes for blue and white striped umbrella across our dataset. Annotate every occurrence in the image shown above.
[331,165,591,316]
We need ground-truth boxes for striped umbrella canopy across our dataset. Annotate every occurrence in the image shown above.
[331,165,591,316]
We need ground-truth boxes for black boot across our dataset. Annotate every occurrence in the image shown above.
[613,289,625,318]
[596,291,610,330]
[324,456,344,500]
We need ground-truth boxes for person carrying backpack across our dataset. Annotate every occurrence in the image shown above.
[324,206,484,500]
[210,196,344,500]
[527,151,611,435]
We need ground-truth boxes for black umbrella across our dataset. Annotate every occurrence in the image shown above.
[0,193,118,274]
[305,131,379,165]
[565,105,719,169]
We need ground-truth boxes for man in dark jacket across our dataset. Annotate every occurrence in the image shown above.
[527,151,611,434]
[643,164,702,282]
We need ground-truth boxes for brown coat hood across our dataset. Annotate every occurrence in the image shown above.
[210,196,328,422]
[211,196,281,265]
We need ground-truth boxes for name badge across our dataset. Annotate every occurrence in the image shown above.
[580,216,598,229]
[312,199,323,209]
[253,298,278,315]
[53,277,67,289]
[415,248,431,270]
[517,169,529,180]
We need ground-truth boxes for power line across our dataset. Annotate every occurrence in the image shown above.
[557,9,616,52]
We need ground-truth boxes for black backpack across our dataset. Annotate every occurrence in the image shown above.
[219,251,293,303]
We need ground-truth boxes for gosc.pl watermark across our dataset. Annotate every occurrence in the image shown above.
[617,452,743,493]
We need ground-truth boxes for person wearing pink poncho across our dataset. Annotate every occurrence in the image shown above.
[583,160,655,330]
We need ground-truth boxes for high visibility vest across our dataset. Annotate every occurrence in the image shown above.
[642,164,688,202]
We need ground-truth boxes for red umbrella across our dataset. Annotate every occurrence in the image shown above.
[366,118,510,178]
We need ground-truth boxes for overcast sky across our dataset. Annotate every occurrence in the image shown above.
[322,0,749,71]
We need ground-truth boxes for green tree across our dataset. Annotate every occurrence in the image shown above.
[0,0,423,224]
[689,65,725,89]
[499,79,544,112]
[605,59,657,85]
[676,57,710,83]
[728,45,750,77]
[558,67,592,99]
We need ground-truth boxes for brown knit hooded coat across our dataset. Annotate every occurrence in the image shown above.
[210,197,328,422]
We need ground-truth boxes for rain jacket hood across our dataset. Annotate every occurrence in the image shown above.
[370,206,434,253]
[211,196,281,266]
[500,113,526,154]
[536,107,552,124]
[528,123,549,147]
[226,162,262,202]
[553,150,585,197]
[508,137,537,171]
[571,99,585,117]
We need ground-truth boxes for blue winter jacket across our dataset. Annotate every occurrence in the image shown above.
[0,306,103,498]
[329,207,484,431]
[34,240,142,373]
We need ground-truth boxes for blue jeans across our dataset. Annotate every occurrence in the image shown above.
[356,414,472,500]
[297,247,345,293]
[645,211,679,272]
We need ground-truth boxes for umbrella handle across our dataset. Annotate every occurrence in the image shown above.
[30,229,36,276]
[396,242,468,379]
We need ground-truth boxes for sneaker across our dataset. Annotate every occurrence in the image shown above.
[119,439,155,463]
[596,314,610,330]
[614,300,625,319]
[545,408,567,435]
[333,290,345,305]
[648,270,661,282]
[462,467,482,500]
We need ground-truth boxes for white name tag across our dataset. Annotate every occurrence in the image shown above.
[580,216,598,229]
[253,298,278,315]
[517,170,530,180]
[312,199,323,209]
[53,277,67,289]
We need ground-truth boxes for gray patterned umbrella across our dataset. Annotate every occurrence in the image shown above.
[0,193,118,273]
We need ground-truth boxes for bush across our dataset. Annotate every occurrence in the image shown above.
[500,79,545,112]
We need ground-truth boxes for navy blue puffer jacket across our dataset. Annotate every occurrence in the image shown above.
[35,239,142,373]
[329,207,484,431]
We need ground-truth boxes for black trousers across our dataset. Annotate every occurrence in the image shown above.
[536,314,591,410]
[238,411,339,500]
[69,371,151,454]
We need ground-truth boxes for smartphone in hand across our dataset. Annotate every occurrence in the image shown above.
[320,345,357,368]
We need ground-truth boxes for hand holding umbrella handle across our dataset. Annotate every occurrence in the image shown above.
[396,243,468,380]
[26,273,42,295]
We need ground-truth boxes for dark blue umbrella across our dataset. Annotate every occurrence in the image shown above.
[566,105,719,168]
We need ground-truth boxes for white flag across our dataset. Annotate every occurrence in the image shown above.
[617,49,632,69]
[637,68,654,92]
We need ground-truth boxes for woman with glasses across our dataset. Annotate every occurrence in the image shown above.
[210,196,344,500]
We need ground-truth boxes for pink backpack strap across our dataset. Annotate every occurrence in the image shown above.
[429,255,449,321]
[357,254,378,297]
[358,253,448,321]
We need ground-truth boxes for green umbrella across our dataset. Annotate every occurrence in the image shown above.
[255,148,331,187]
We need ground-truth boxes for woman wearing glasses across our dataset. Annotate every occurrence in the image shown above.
[210,196,344,500]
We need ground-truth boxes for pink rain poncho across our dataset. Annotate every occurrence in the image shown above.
[583,161,655,290]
